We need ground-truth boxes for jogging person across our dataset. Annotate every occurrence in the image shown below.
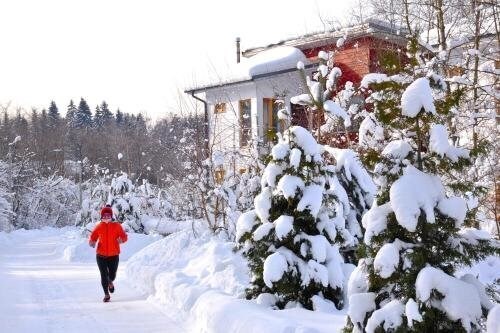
[89,205,128,302]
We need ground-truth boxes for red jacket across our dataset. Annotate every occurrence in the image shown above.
[89,221,128,256]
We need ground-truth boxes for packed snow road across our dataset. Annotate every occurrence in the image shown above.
[0,230,185,333]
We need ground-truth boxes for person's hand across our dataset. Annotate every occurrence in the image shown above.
[117,238,123,244]
[89,240,96,248]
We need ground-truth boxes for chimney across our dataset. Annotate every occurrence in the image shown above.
[236,37,241,63]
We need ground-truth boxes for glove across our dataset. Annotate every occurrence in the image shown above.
[117,238,123,244]
[89,240,96,248]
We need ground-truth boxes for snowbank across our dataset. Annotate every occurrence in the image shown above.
[0,230,12,249]
[141,216,191,235]
[0,226,77,253]
[126,227,249,297]
[126,226,348,333]
[190,292,346,333]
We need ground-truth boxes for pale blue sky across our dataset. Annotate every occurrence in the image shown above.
[0,0,353,119]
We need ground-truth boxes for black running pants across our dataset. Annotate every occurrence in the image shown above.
[96,254,119,294]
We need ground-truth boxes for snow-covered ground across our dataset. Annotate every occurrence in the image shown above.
[1,226,498,333]
[0,227,185,333]
[125,225,348,333]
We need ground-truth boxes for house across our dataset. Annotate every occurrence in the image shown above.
[184,19,410,157]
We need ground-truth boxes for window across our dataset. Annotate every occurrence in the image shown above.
[239,99,252,147]
[214,169,225,184]
[263,98,280,142]
[214,103,226,114]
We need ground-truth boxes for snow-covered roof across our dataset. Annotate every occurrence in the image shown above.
[243,19,409,58]
[245,46,308,77]
[185,19,410,94]
[185,46,310,93]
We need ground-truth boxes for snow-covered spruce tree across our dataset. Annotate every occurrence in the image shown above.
[236,126,355,310]
[79,166,111,227]
[345,38,498,333]
[323,147,376,261]
[108,173,143,232]
[292,50,376,257]
[291,50,351,143]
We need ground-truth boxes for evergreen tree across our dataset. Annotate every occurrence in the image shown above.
[29,108,39,145]
[135,113,147,131]
[236,126,355,310]
[65,100,83,161]
[74,98,93,128]
[0,111,12,157]
[94,101,114,128]
[323,147,376,262]
[344,37,498,333]
[108,173,143,233]
[293,49,376,258]
[93,105,103,128]
[66,100,78,128]
[13,111,29,151]
[47,101,60,129]
[115,109,124,126]
[100,101,113,124]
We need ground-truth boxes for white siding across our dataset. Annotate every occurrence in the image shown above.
[203,68,312,154]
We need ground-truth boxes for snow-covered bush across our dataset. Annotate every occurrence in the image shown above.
[0,156,79,230]
[17,175,79,229]
[107,173,175,233]
[236,126,356,310]
[78,170,177,234]
[235,167,261,212]
[344,38,499,332]
[195,150,238,235]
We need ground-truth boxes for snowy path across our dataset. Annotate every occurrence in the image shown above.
[0,232,185,333]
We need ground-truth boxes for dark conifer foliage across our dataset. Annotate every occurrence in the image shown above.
[0,99,203,185]
[75,98,93,128]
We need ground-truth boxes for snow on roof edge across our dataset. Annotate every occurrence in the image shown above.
[243,18,409,57]
[185,46,310,93]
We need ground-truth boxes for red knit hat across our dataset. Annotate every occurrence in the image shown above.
[100,205,113,218]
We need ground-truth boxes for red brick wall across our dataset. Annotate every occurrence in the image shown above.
[301,37,405,84]
[298,37,405,147]
[302,38,372,86]
[334,39,372,80]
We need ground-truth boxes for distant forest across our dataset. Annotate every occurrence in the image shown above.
[0,99,204,186]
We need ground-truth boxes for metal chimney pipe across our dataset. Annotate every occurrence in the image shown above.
[236,37,241,63]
